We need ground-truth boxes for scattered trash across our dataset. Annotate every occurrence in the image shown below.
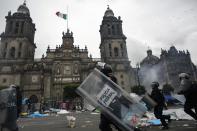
[20,112,28,117]
[67,116,76,128]
[91,112,100,115]
[49,108,61,113]
[163,108,193,120]
[183,124,189,127]
[57,110,69,115]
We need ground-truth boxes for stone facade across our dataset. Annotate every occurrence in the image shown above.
[140,46,197,92]
[99,6,135,92]
[41,29,96,101]
[0,3,134,102]
[0,2,96,102]
[1,2,196,102]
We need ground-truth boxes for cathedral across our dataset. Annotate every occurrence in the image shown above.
[0,2,196,103]
[0,2,134,102]
[140,47,197,91]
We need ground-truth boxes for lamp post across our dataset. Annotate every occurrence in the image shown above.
[40,63,44,112]
[136,63,141,86]
[40,63,44,97]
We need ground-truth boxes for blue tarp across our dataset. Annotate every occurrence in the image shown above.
[164,95,178,102]
[164,95,175,101]
[28,112,49,118]
[147,119,161,125]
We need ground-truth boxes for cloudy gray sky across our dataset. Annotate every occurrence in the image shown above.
[0,0,197,66]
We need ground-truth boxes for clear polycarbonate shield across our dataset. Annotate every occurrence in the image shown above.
[76,68,147,131]
[0,86,17,125]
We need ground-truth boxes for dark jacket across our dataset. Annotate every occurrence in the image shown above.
[151,88,165,106]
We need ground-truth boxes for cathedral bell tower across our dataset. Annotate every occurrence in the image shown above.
[0,1,36,61]
[99,6,128,62]
[99,6,134,92]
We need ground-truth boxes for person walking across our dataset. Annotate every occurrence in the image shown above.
[178,73,197,120]
[150,82,171,130]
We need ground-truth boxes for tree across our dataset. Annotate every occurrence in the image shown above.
[162,83,174,95]
[131,85,146,95]
[63,83,80,100]
[0,86,8,90]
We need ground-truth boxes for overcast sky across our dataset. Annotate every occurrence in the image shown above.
[0,0,197,66]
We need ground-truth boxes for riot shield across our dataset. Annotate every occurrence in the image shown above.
[76,68,147,131]
[0,86,17,129]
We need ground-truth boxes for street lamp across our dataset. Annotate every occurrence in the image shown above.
[136,63,141,86]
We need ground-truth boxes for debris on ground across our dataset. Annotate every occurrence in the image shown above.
[28,112,49,118]
[57,109,70,115]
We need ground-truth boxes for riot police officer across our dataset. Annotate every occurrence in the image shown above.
[178,73,197,120]
[150,82,171,130]
[0,85,22,131]
[98,63,121,131]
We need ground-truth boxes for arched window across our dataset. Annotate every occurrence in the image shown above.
[109,51,112,57]
[10,47,15,58]
[114,47,119,57]
[109,43,111,49]
[18,42,22,58]
[3,52,6,58]
[21,21,24,33]
[112,25,115,35]
[19,42,22,49]
[116,24,120,34]
[15,22,19,34]
[3,43,8,58]
[9,21,13,33]
[74,64,78,74]
[107,24,111,35]
[18,52,21,58]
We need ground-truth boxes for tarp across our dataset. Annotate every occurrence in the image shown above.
[163,108,193,120]
[147,119,161,125]
[28,112,49,118]
[164,95,175,102]
[172,94,186,104]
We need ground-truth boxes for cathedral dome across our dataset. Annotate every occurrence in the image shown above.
[141,49,160,66]
[17,2,30,15]
[104,6,114,17]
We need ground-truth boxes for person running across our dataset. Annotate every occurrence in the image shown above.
[150,82,171,130]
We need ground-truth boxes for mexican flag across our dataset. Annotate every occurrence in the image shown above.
[56,12,67,20]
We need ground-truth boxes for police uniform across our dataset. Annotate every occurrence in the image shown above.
[99,64,122,131]
[150,82,170,130]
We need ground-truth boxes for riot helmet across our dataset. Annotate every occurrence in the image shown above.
[151,82,159,90]
[102,64,113,77]
[179,73,190,80]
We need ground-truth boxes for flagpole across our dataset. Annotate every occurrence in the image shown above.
[67,5,69,31]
